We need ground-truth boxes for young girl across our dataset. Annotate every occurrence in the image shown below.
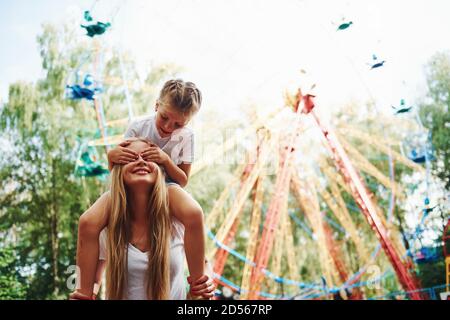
[75,138,214,299]
[74,79,211,299]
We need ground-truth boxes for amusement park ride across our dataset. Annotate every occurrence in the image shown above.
[66,5,448,300]
[203,90,426,300]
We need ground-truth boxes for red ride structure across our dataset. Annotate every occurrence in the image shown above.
[211,88,423,300]
[304,93,422,300]
[247,91,423,300]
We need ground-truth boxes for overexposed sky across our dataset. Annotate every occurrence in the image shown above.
[1,0,449,121]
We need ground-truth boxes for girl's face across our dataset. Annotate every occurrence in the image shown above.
[155,102,191,138]
[122,141,159,188]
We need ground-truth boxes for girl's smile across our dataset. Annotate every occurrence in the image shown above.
[155,102,192,137]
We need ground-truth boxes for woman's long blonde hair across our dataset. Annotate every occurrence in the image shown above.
[105,138,171,300]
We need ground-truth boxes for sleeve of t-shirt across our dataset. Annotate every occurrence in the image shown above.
[99,229,107,261]
[179,131,195,164]
[123,120,140,139]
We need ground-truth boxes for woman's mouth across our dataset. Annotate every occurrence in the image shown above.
[133,170,149,175]
[132,167,151,175]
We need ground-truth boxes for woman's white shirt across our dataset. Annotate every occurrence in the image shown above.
[99,217,186,300]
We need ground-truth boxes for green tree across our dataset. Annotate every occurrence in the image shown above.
[419,51,450,190]
[0,22,178,299]
[0,245,28,299]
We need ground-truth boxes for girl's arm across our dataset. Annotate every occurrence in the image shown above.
[75,191,111,297]
[162,159,191,187]
[164,160,192,188]
[142,145,192,187]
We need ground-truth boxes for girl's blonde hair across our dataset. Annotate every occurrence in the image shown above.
[105,138,171,300]
[158,79,202,116]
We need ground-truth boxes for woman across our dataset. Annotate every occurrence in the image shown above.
[71,138,214,299]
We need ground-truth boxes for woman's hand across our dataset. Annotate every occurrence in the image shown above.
[69,290,95,300]
[141,146,169,165]
[187,274,216,300]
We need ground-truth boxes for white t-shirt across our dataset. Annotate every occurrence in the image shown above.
[124,115,194,165]
[99,218,186,300]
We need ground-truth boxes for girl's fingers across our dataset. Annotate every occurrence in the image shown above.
[198,293,213,300]
[141,152,153,158]
[119,140,131,147]
[141,149,157,157]
[145,154,161,160]
[192,284,206,291]
[143,149,158,155]
[192,290,214,298]
[190,291,212,298]
[118,158,133,164]
[120,155,137,161]
[202,292,214,298]
[192,283,214,293]
[198,283,215,292]
[142,147,155,152]
[193,279,213,290]
[121,148,138,157]
[193,275,209,285]
[192,287,215,295]
[189,275,212,296]
[119,156,135,163]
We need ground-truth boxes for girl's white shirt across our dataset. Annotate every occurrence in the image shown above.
[124,114,194,165]
[99,217,186,300]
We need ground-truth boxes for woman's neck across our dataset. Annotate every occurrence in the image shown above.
[128,189,151,223]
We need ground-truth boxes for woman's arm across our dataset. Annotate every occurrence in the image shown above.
[187,260,216,299]
[69,259,106,300]
[75,191,111,297]
[92,260,106,299]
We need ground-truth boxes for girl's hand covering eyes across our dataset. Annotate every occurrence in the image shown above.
[109,140,139,166]
[110,140,159,166]
[140,146,169,165]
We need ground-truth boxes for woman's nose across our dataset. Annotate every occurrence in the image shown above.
[136,154,145,162]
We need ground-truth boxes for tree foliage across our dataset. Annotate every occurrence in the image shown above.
[0,23,177,299]
[420,51,450,190]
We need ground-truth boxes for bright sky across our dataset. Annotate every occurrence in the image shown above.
[1,0,449,120]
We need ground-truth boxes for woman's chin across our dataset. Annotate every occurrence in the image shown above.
[124,177,156,188]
